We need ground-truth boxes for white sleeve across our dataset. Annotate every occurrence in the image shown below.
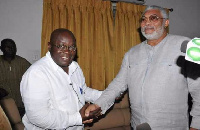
[76,65,102,103]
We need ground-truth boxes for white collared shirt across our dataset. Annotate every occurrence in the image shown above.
[20,52,102,130]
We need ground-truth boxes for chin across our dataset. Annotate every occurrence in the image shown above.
[142,31,163,40]
[60,61,73,67]
[141,25,165,40]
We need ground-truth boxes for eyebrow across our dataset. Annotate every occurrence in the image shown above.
[142,14,158,17]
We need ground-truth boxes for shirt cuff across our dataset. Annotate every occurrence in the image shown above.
[190,117,200,129]
[96,101,114,114]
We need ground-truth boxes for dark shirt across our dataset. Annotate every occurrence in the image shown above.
[0,55,31,108]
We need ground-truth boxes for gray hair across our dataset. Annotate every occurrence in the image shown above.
[142,5,169,19]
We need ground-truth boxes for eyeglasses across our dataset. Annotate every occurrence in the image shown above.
[51,44,76,52]
[140,15,166,23]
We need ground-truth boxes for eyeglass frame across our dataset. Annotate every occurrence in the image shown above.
[51,44,77,52]
[140,14,167,23]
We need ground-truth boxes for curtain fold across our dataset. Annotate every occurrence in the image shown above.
[113,2,146,75]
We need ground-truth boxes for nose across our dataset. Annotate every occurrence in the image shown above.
[144,18,152,25]
[63,49,70,54]
[62,47,71,53]
[141,19,151,27]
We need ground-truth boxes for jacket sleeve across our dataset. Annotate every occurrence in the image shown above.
[95,52,129,114]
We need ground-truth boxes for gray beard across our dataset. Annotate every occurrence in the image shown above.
[141,25,165,40]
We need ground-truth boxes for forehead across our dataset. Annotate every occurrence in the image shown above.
[143,9,162,17]
[54,32,74,45]
[3,41,15,47]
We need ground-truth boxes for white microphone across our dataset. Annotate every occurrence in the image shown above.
[181,38,200,64]
[136,123,151,130]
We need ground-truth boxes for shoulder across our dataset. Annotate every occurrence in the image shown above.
[167,34,191,42]
[15,55,27,60]
[28,56,48,70]
[15,55,31,64]
[121,42,145,62]
[71,61,80,67]
[70,61,81,71]
[23,56,50,77]
[0,55,3,61]
[126,41,145,55]
[164,34,191,51]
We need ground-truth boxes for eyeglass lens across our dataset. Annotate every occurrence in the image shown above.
[54,44,76,51]
[140,15,160,23]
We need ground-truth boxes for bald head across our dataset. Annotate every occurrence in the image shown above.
[50,28,76,46]
[48,28,77,70]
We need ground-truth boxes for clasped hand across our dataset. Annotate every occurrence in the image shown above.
[79,103,101,124]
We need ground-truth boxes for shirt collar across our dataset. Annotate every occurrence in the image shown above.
[144,34,169,48]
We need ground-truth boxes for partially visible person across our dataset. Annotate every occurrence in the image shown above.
[0,105,12,130]
[85,5,200,130]
[0,88,8,99]
[20,28,102,129]
[0,38,31,117]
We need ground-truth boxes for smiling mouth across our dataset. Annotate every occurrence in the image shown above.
[145,27,154,30]
[144,27,155,33]
[61,56,70,60]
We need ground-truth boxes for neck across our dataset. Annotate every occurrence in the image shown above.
[61,66,69,74]
[147,31,168,46]
[3,55,15,63]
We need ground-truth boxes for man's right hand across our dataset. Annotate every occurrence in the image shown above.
[85,104,101,118]
[79,103,102,123]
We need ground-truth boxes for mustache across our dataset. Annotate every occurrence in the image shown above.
[58,50,74,59]
[141,26,155,32]
[57,50,71,54]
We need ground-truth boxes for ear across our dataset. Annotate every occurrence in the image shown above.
[164,19,169,28]
[48,42,52,51]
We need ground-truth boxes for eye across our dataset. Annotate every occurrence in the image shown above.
[68,46,73,51]
[69,46,76,51]
[140,17,146,23]
[149,15,159,22]
[57,45,63,49]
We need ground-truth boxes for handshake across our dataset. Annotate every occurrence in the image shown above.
[79,103,102,124]
[79,92,125,124]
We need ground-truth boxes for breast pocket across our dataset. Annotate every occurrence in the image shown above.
[128,60,148,79]
[154,61,177,75]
